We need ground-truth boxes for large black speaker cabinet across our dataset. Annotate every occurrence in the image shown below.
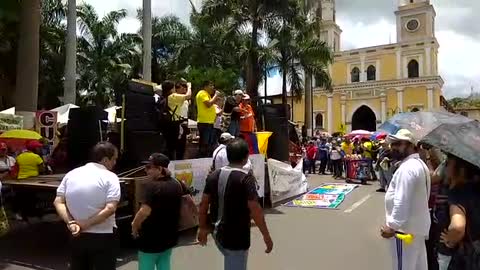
[123,131,166,167]
[128,80,155,95]
[262,104,290,162]
[67,107,108,169]
[124,90,159,131]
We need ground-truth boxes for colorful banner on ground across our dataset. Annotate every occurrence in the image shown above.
[284,183,358,209]
[0,113,23,131]
[168,154,266,204]
[268,158,308,204]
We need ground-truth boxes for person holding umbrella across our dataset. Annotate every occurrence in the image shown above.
[380,129,431,270]
[419,121,480,270]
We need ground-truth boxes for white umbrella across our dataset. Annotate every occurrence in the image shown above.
[0,107,15,115]
[104,106,121,123]
[51,103,79,124]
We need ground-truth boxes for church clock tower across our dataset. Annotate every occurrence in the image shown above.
[318,0,342,52]
[395,0,436,43]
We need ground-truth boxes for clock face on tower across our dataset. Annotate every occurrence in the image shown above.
[405,18,420,32]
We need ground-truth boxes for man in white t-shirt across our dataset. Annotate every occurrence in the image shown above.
[380,129,431,270]
[54,142,121,270]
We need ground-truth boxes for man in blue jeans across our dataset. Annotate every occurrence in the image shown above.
[198,139,273,270]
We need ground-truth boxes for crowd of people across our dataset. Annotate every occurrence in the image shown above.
[302,128,480,270]
[376,128,480,270]
[301,134,381,186]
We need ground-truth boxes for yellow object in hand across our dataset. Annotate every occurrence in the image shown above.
[396,233,414,245]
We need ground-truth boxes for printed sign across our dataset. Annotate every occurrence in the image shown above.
[35,111,58,144]
[267,158,308,204]
[168,154,266,204]
[0,113,23,131]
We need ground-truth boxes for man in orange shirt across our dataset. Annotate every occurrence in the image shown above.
[239,94,256,135]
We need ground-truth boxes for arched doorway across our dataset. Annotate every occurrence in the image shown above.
[351,105,377,131]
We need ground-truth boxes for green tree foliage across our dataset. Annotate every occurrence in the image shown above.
[76,4,139,108]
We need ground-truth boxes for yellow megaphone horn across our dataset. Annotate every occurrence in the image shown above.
[395,231,414,245]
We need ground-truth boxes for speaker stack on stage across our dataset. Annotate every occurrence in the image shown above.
[67,107,108,169]
[122,80,166,166]
[262,104,291,162]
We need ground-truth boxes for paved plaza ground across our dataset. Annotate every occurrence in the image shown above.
[0,174,393,270]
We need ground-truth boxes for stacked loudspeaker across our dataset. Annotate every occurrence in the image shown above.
[262,104,290,162]
[123,80,166,166]
[67,107,108,169]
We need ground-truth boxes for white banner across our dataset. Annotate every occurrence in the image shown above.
[168,154,265,204]
[0,113,23,131]
[268,158,308,204]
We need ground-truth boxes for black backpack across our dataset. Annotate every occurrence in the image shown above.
[156,95,178,125]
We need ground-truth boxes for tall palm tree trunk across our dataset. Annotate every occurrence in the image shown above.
[15,0,41,113]
[246,21,259,101]
[142,0,152,81]
[64,0,77,104]
[304,71,312,131]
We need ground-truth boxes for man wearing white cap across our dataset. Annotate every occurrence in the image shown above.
[380,129,431,270]
[211,133,251,171]
[221,90,245,137]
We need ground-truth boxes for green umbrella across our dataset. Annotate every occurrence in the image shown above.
[420,121,480,169]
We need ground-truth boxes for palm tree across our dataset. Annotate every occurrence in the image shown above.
[76,4,137,108]
[38,0,66,109]
[267,0,332,105]
[199,0,288,100]
[151,15,191,82]
[64,0,77,104]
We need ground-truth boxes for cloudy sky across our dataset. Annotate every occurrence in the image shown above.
[82,0,480,98]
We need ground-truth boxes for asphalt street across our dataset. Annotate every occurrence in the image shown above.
[0,174,392,270]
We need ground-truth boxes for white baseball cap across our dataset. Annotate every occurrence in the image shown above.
[220,132,235,141]
[233,90,244,96]
[387,129,417,145]
[243,94,251,100]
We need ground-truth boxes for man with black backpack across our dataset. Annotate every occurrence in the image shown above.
[198,138,273,270]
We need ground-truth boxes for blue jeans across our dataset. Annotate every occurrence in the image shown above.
[438,253,451,270]
[227,119,240,137]
[215,239,248,270]
[198,123,215,158]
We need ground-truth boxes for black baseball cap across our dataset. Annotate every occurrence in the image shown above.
[142,153,170,168]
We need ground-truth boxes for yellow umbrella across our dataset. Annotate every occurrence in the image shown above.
[0,129,42,140]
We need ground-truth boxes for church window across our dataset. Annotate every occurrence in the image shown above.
[408,59,419,78]
[367,65,376,81]
[351,67,360,82]
[315,113,324,129]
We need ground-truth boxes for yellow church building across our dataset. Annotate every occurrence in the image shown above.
[283,0,448,134]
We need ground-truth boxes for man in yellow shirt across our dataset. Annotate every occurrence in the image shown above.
[341,138,354,156]
[16,140,45,179]
[196,81,220,157]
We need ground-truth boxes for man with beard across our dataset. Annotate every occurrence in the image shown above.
[380,129,431,270]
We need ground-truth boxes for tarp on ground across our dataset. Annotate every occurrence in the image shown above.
[284,183,358,209]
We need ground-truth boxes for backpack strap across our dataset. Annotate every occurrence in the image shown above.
[214,167,248,236]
